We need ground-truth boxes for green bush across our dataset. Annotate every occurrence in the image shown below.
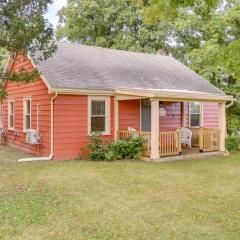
[87,133,108,161]
[226,135,240,152]
[112,137,145,159]
[87,133,145,161]
[227,113,240,135]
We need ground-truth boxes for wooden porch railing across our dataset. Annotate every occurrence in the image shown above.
[117,130,151,156]
[117,129,181,157]
[191,127,220,152]
[117,127,220,158]
[201,128,220,152]
[159,130,181,157]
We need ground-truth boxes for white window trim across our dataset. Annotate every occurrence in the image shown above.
[8,100,15,130]
[189,102,203,128]
[23,97,32,132]
[88,96,110,135]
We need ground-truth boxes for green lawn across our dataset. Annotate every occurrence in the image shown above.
[0,145,240,240]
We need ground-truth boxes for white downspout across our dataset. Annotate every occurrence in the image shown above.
[226,99,235,109]
[18,92,58,162]
[36,102,39,132]
[49,92,58,160]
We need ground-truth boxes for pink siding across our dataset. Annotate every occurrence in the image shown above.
[118,100,219,131]
[119,100,140,130]
[53,95,115,160]
[203,103,219,128]
[185,102,218,128]
[3,53,52,156]
[159,102,181,131]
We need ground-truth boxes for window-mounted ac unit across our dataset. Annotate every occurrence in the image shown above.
[0,128,6,136]
[26,129,41,145]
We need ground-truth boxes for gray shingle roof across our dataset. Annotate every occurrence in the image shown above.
[37,41,224,95]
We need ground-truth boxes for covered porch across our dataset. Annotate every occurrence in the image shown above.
[117,127,220,158]
[114,90,230,160]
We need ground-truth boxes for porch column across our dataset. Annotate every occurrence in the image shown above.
[114,97,119,141]
[218,102,226,152]
[181,102,186,128]
[150,99,160,159]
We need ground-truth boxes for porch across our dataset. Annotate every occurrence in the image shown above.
[117,127,221,158]
[114,95,227,160]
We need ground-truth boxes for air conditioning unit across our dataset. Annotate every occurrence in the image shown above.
[26,129,41,145]
[0,128,6,136]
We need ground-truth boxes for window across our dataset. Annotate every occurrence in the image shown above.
[8,100,14,129]
[189,102,202,127]
[23,98,31,131]
[88,97,110,134]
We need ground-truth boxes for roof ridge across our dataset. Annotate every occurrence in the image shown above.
[56,41,171,59]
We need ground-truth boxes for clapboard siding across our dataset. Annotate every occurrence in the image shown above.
[2,53,52,156]
[119,100,141,130]
[159,102,181,130]
[53,95,115,160]
[118,100,219,131]
[203,103,219,128]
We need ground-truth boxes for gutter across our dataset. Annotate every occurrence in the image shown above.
[226,98,235,108]
[115,88,234,102]
[18,92,58,162]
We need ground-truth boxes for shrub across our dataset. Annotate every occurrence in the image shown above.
[227,113,240,136]
[112,137,145,159]
[226,135,240,152]
[87,133,108,161]
[87,133,145,161]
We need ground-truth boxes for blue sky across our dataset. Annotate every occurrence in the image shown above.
[45,0,67,28]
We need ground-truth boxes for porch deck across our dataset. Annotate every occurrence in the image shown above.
[182,146,200,155]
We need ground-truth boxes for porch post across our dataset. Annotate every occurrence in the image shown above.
[114,97,119,141]
[150,98,160,159]
[181,102,186,128]
[218,102,226,152]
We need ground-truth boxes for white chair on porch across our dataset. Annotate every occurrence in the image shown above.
[180,128,192,148]
[128,127,138,139]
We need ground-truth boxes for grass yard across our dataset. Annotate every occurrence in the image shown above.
[0,145,240,240]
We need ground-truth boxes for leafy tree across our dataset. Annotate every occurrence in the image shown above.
[0,0,56,61]
[0,48,8,99]
[0,0,57,99]
[182,1,240,134]
[56,0,172,53]
[0,49,8,77]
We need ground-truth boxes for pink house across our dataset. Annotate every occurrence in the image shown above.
[0,42,233,161]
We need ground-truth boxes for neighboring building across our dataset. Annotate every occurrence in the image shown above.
[0,42,233,160]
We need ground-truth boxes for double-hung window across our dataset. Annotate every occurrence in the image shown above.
[189,102,202,127]
[88,97,110,134]
[23,98,31,131]
[8,100,14,129]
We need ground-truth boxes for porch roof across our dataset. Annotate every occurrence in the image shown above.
[115,88,233,102]
[36,42,232,101]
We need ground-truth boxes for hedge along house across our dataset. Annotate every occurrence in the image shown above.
[0,42,233,161]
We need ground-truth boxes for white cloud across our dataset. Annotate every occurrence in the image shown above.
[45,0,67,28]
[53,0,67,8]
